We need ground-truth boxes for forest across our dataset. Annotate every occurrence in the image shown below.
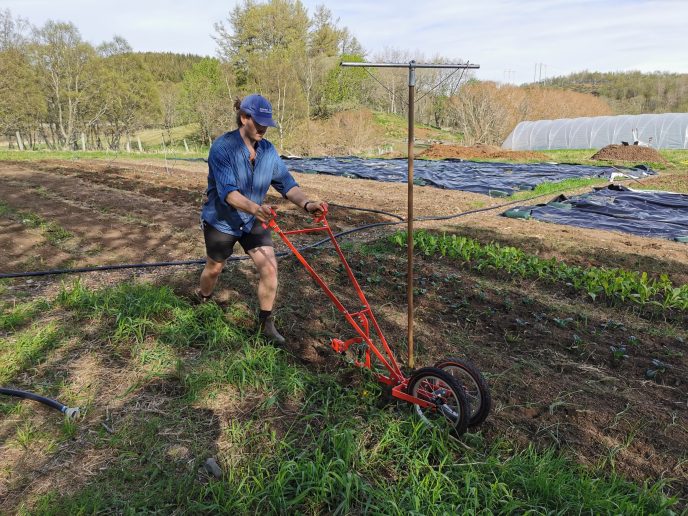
[0,2,683,152]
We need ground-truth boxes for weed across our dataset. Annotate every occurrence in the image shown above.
[14,421,38,449]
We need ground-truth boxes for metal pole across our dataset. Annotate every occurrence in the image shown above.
[407,61,416,369]
[340,59,480,369]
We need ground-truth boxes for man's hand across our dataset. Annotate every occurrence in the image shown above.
[253,204,275,223]
[305,200,328,217]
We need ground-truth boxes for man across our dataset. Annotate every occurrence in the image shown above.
[199,94,326,345]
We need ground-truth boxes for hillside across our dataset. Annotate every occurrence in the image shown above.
[136,52,208,83]
[542,71,688,114]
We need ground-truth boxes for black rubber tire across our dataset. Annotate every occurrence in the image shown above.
[433,357,491,427]
[406,367,470,436]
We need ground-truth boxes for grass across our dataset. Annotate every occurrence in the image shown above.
[0,299,51,331]
[134,123,201,148]
[372,111,463,143]
[0,149,208,162]
[1,280,681,513]
[0,124,203,155]
[0,322,64,384]
[507,177,609,201]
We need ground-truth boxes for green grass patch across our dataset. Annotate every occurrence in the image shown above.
[9,280,680,513]
[0,299,51,331]
[392,230,688,311]
[508,177,609,201]
[35,374,677,514]
[0,322,64,384]
[181,342,307,400]
[0,149,208,162]
[135,123,201,147]
[373,111,463,143]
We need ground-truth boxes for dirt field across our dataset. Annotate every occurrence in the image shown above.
[418,143,549,161]
[1,157,687,507]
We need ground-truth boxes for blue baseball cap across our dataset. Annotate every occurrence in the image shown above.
[240,94,277,127]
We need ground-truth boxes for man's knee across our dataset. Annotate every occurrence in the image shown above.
[259,264,278,283]
[204,259,224,277]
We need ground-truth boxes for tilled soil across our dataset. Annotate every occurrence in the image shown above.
[1,157,687,506]
[591,144,669,164]
[418,143,549,161]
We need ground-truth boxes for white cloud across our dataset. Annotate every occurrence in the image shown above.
[2,0,686,81]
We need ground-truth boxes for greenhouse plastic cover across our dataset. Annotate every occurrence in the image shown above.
[502,113,688,150]
[502,185,688,242]
[282,157,655,197]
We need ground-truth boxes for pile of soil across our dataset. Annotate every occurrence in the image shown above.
[418,144,548,161]
[591,144,668,164]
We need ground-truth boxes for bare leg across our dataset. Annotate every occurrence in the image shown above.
[247,246,278,310]
[199,256,224,297]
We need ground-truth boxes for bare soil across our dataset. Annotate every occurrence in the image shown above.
[591,144,669,164]
[1,157,687,507]
[418,143,549,161]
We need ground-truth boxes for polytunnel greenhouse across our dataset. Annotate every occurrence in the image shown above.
[502,113,688,150]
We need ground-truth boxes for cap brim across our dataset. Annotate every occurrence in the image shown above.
[253,114,277,128]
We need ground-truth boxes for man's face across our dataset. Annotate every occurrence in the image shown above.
[241,114,268,142]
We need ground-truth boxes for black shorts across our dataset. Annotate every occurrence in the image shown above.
[203,220,273,262]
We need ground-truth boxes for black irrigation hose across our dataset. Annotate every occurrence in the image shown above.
[327,202,405,221]
[0,387,80,418]
[0,259,207,279]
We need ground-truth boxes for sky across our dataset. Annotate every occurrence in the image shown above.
[2,0,687,84]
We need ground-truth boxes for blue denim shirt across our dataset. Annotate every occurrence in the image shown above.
[201,129,298,236]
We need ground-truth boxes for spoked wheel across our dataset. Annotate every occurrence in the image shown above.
[407,367,470,436]
[434,357,491,427]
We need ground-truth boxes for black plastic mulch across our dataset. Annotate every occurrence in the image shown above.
[281,157,655,196]
[503,184,688,242]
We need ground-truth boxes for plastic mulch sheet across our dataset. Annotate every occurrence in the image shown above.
[503,184,688,242]
[281,157,654,197]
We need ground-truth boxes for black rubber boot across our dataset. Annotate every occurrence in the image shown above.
[259,315,286,345]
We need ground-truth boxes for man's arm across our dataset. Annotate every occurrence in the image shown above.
[226,191,273,223]
[285,186,327,216]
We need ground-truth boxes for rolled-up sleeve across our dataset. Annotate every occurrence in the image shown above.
[271,157,299,197]
[209,147,239,206]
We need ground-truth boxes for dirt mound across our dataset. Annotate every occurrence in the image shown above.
[591,144,668,164]
[418,144,548,161]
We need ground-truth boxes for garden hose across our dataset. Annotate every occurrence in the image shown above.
[0,387,80,418]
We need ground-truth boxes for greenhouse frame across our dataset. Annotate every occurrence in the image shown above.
[502,113,688,150]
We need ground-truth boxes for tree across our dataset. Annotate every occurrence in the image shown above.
[0,48,46,145]
[160,82,181,144]
[96,35,132,58]
[215,0,310,87]
[319,53,368,115]
[308,5,344,57]
[0,8,31,51]
[179,58,233,144]
[97,52,160,149]
[30,21,97,149]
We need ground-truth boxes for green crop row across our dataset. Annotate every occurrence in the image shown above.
[391,230,688,311]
